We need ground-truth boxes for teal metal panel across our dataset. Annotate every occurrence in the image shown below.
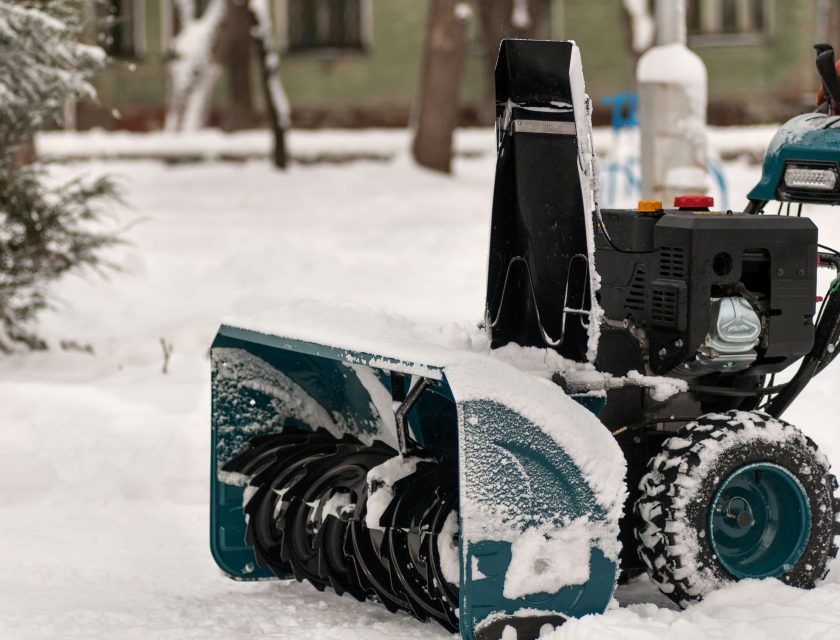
[454,398,617,639]
[209,327,618,638]
[748,114,840,202]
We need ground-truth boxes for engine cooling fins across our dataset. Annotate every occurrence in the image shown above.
[228,428,460,632]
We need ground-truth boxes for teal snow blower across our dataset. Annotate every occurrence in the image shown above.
[211,40,840,639]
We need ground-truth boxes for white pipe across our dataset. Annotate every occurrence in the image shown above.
[638,0,709,204]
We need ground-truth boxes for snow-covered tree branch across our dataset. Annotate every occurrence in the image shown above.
[0,1,119,351]
[164,0,289,167]
[248,0,289,168]
[164,0,227,131]
[0,1,104,158]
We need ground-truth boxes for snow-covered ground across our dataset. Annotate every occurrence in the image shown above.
[35,125,780,164]
[2,129,840,639]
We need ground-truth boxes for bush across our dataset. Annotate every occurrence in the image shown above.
[0,1,119,351]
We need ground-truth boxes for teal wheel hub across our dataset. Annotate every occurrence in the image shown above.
[708,463,811,579]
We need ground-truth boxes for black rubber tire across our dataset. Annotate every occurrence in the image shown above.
[635,410,840,608]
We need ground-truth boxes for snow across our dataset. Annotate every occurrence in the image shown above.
[492,344,687,402]
[454,2,473,21]
[165,0,227,131]
[364,455,421,530]
[322,492,355,520]
[250,0,291,129]
[567,44,603,362]
[2,130,840,638]
[35,126,779,164]
[503,519,594,599]
[624,371,687,403]
[439,511,461,587]
[348,363,399,448]
[553,579,840,640]
[622,0,655,53]
[637,43,708,108]
[511,0,531,29]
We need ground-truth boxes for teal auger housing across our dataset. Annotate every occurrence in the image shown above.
[211,40,840,640]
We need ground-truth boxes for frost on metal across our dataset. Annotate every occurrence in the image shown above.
[212,347,390,469]
[212,346,343,466]
[454,397,623,565]
[504,518,608,598]
[493,343,687,402]
[568,43,604,362]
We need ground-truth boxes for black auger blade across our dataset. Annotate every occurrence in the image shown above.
[314,443,397,600]
[382,465,459,632]
[243,435,341,578]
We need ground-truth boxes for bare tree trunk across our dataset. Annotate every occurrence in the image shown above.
[619,2,642,82]
[165,0,228,131]
[13,138,37,169]
[473,0,547,124]
[248,0,290,169]
[411,0,470,174]
[222,0,258,130]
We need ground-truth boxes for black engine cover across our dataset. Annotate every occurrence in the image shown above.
[595,209,818,375]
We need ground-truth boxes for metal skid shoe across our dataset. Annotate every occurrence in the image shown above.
[210,39,623,640]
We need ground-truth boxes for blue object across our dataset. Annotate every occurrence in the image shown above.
[600,92,639,131]
[600,93,640,208]
[708,462,811,579]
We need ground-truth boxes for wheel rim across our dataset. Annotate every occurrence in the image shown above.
[708,462,811,579]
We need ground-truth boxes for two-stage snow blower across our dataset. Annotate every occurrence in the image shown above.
[210,40,840,639]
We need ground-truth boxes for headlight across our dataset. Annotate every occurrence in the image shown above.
[783,164,838,191]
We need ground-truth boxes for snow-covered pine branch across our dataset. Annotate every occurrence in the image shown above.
[0,1,119,352]
[0,0,105,156]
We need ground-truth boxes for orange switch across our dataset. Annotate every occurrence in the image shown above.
[637,199,662,213]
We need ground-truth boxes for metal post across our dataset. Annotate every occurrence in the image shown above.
[390,373,430,456]
[654,0,686,45]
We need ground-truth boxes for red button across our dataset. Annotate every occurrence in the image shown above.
[674,195,714,209]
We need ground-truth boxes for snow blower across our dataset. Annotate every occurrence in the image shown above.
[210,40,840,639]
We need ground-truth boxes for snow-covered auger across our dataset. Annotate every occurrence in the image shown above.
[210,40,840,639]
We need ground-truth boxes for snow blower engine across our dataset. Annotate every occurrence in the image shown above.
[210,40,840,640]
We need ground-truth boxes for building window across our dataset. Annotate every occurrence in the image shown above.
[101,0,146,59]
[688,0,771,46]
[282,0,372,54]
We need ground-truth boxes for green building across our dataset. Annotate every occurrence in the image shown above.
[83,0,837,129]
